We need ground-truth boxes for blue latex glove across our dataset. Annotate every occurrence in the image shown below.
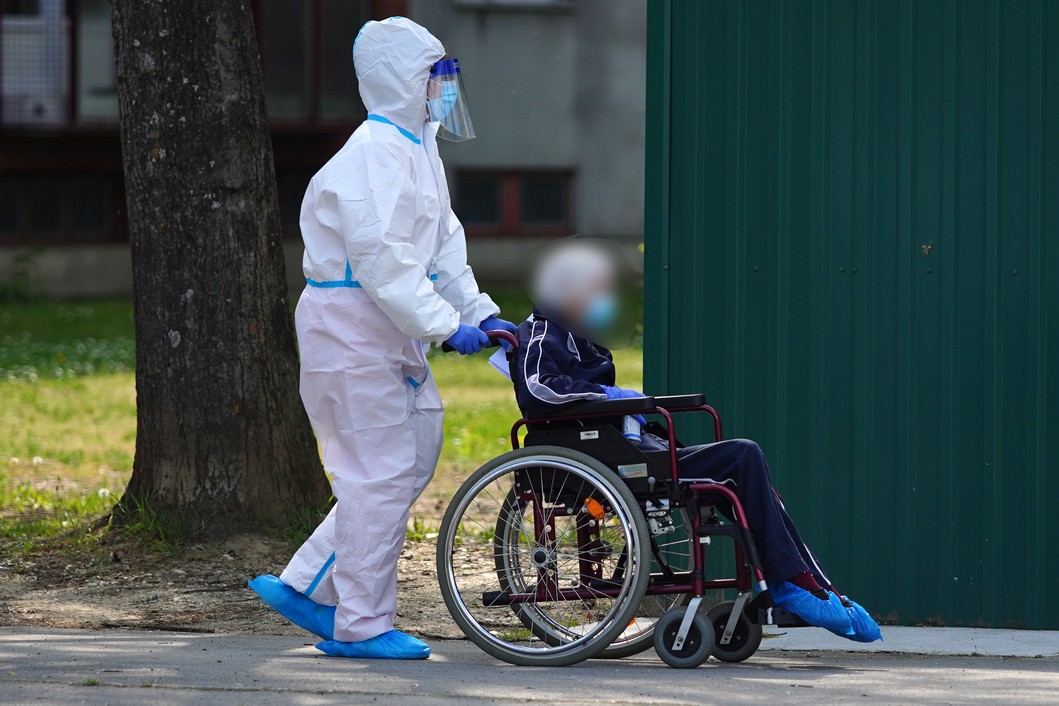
[479,316,517,349]
[248,574,335,640]
[479,316,517,333]
[445,323,490,355]
[603,386,644,400]
[316,630,431,660]
[632,414,647,426]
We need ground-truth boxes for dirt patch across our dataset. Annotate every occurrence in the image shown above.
[0,532,464,640]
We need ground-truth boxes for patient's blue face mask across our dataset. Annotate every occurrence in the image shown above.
[583,293,618,333]
[427,83,459,122]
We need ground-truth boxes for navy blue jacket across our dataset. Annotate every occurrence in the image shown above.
[514,312,615,417]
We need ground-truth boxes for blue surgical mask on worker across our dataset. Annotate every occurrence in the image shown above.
[428,83,459,121]
[583,293,618,333]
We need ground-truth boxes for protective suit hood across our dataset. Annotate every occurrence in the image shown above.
[353,17,445,136]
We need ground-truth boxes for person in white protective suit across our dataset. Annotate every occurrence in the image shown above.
[248,17,516,660]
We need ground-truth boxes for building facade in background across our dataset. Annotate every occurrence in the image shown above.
[0,0,645,296]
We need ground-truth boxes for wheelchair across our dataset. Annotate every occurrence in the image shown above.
[436,331,811,668]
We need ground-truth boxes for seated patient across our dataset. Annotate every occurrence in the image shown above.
[511,242,880,642]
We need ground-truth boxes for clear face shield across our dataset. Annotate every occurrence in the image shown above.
[427,58,476,142]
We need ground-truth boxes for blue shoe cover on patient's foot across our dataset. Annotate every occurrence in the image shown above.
[841,597,883,642]
[770,581,853,635]
[248,574,335,640]
[315,630,431,660]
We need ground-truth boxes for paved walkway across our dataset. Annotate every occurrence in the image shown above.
[759,624,1059,658]
[0,627,1056,705]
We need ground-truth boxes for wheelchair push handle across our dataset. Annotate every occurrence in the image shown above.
[440,329,519,353]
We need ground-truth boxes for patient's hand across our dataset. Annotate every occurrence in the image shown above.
[603,386,644,400]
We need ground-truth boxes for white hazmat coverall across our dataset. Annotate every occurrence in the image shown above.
[278,17,499,643]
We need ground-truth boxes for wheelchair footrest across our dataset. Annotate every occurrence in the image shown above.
[760,607,810,628]
[745,590,810,627]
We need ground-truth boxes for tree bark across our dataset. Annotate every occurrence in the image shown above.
[110,0,329,532]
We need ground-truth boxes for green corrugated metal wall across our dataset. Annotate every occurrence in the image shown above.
[644,0,1058,629]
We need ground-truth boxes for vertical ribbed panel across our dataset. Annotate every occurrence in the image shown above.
[645,0,1058,628]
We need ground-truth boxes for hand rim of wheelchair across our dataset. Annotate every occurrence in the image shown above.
[436,446,651,667]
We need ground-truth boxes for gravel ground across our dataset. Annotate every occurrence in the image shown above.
[0,532,464,640]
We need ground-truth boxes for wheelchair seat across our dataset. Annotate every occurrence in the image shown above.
[556,393,706,418]
[522,423,670,494]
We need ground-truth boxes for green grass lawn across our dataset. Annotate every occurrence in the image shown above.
[0,300,135,381]
[0,296,642,541]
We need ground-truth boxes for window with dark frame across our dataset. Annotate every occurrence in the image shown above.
[0,176,120,243]
[452,0,577,9]
[455,170,573,237]
[0,180,19,237]
[1,0,69,126]
[0,0,123,126]
[27,180,64,236]
[457,176,501,227]
[259,0,310,120]
[0,0,366,129]
[0,2,368,249]
[256,0,367,124]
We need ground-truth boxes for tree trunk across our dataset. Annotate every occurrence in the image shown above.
[110,0,329,532]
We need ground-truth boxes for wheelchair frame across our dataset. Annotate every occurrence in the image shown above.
[436,331,805,668]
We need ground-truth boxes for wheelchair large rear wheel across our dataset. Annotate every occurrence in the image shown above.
[437,446,651,667]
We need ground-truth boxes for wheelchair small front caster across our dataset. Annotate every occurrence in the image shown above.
[707,600,762,662]
[653,606,715,668]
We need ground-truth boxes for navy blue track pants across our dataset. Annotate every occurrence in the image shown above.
[638,435,830,586]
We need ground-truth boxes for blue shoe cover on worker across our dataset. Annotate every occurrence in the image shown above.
[248,574,335,640]
[770,581,853,634]
[841,597,883,642]
[315,630,431,660]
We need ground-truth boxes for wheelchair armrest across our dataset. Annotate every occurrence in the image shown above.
[558,396,657,417]
[652,394,706,409]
